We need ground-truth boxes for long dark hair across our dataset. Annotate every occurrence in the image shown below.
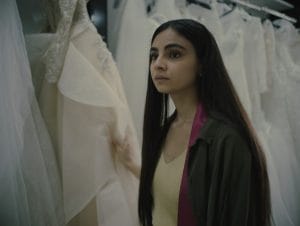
[139,19,271,226]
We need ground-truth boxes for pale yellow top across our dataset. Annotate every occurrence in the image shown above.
[152,150,186,226]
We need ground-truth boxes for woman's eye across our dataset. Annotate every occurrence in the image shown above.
[150,53,158,61]
[169,51,181,59]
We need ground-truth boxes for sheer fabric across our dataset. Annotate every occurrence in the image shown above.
[0,0,64,225]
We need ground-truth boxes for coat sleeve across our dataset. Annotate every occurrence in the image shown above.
[207,126,252,226]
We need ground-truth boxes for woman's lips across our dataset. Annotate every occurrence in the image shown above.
[154,75,169,80]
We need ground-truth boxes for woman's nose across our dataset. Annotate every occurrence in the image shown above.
[153,56,167,71]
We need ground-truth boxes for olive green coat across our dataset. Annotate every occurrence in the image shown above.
[187,113,257,226]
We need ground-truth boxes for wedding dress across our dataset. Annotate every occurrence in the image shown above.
[274,20,300,163]
[0,0,64,225]
[242,13,268,127]
[26,0,141,225]
[58,7,140,224]
[153,0,182,19]
[241,14,299,226]
[220,7,252,116]
[220,8,299,226]
[184,0,223,46]
[261,19,300,226]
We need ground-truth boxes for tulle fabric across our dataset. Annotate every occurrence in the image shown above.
[0,0,64,225]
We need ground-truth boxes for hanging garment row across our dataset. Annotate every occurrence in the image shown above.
[3,0,300,225]
[10,0,141,225]
[113,1,300,226]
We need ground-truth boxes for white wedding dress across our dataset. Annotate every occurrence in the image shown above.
[184,0,223,46]
[0,0,64,225]
[58,15,140,226]
[242,13,268,128]
[274,20,300,163]
[220,7,252,116]
[25,0,141,225]
[261,19,300,226]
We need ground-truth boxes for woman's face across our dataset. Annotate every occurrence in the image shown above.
[150,28,199,95]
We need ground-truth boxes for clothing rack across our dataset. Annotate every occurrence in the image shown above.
[231,0,297,23]
[262,6,297,23]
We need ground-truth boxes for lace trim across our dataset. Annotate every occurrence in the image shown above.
[42,0,80,83]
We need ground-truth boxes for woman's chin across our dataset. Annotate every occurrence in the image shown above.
[156,88,171,94]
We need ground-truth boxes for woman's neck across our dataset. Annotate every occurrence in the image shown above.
[170,89,199,125]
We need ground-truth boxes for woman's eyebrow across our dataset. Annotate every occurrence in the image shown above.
[164,43,186,50]
[150,43,186,52]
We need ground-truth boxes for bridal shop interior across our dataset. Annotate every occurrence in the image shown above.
[1,0,300,225]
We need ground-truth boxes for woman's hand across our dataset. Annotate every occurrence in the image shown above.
[113,136,141,179]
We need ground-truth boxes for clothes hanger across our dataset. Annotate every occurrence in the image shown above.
[187,0,212,10]
[219,2,237,17]
[146,0,156,15]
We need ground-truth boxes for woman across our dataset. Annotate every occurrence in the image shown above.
[117,19,271,226]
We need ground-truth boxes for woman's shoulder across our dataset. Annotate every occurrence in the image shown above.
[201,112,238,137]
[202,112,249,149]
[210,113,251,157]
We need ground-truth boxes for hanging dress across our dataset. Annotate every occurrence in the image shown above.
[220,7,252,116]
[261,19,300,226]
[56,2,141,225]
[0,0,64,225]
[25,0,141,225]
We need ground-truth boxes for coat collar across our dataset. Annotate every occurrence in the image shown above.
[192,111,231,147]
